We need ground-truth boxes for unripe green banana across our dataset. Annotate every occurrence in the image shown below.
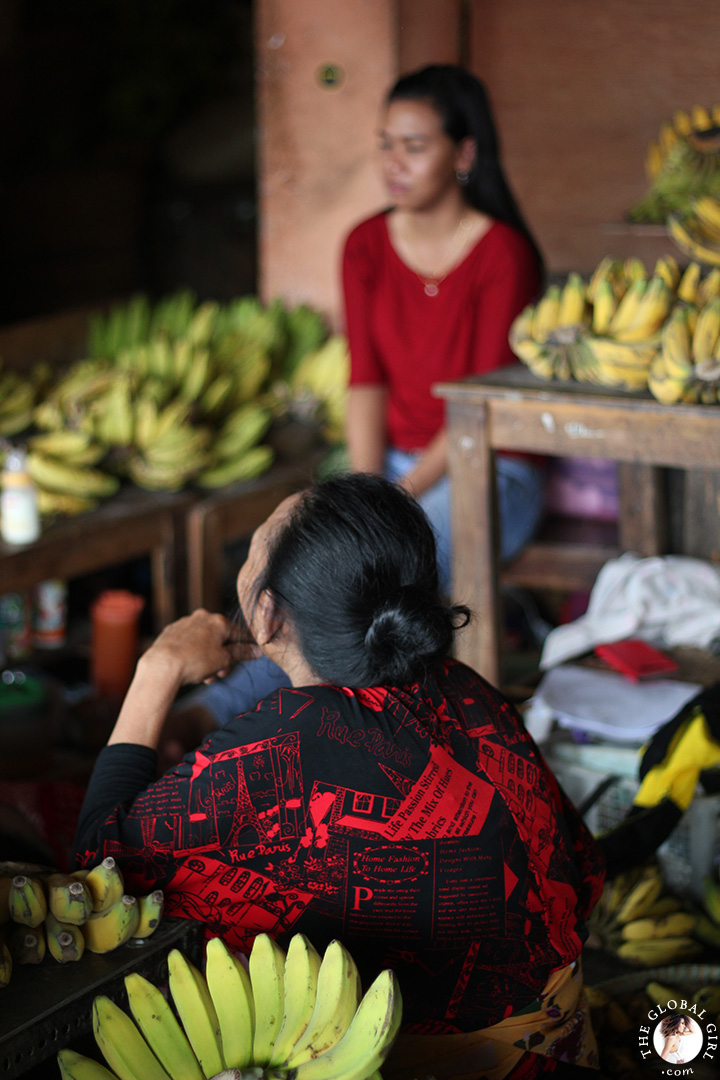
[9,874,47,927]
[205,936,256,1070]
[167,947,225,1079]
[93,994,172,1080]
[197,445,274,489]
[57,1048,120,1080]
[125,970,204,1080]
[286,939,362,1066]
[249,933,286,1066]
[269,933,322,1066]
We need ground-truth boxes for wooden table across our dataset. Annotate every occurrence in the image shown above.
[0,486,195,631]
[436,365,720,686]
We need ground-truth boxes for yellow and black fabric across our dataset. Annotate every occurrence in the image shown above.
[596,682,720,878]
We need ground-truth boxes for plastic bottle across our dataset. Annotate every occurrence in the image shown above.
[1,448,40,545]
[33,579,68,649]
[90,590,145,699]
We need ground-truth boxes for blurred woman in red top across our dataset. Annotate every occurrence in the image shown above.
[343,64,545,593]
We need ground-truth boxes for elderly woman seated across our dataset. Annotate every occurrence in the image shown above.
[74,474,604,1079]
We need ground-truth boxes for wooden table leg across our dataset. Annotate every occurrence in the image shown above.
[446,399,502,685]
[617,463,667,556]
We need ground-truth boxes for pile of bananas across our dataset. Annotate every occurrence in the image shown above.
[587,976,720,1078]
[0,857,163,986]
[57,931,403,1080]
[668,194,720,268]
[648,287,720,404]
[629,103,720,224]
[589,861,704,966]
[0,290,348,515]
[509,255,680,390]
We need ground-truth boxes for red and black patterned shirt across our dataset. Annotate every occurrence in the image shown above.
[74,659,604,1032]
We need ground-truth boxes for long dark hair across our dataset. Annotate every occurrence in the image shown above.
[387,64,544,271]
[255,474,470,687]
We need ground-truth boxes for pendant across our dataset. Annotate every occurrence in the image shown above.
[424,282,439,297]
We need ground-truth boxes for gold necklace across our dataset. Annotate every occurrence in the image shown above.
[414,217,473,297]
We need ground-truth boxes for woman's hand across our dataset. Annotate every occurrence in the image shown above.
[140,609,262,688]
[107,610,262,751]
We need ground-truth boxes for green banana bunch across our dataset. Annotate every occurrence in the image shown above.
[63,935,402,1080]
[26,451,120,500]
[630,105,720,224]
[290,334,350,443]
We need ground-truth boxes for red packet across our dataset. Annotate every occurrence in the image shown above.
[594,639,678,682]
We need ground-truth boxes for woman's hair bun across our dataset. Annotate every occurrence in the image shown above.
[364,585,467,685]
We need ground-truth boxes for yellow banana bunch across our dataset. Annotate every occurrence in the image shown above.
[508,276,591,382]
[616,935,702,965]
[618,910,697,941]
[70,935,402,1080]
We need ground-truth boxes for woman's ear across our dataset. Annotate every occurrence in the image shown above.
[456,135,476,176]
[253,588,284,647]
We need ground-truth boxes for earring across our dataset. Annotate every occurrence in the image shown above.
[456,169,469,185]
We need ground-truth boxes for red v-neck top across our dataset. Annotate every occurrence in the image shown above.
[342,210,542,451]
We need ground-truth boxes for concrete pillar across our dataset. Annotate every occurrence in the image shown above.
[255,0,397,329]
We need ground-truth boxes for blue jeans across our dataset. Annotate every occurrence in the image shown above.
[193,450,545,726]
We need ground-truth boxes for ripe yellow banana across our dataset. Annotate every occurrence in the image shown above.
[607,277,647,336]
[289,969,402,1080]
[557,272,587,326]
[530,285,561,343]
[613,276,672,342]
[591,278,618,335]
[661,305,695,378]
[586,255,621,303]
[644,980,684,1005]
[45,910,85,963]
[125,970,204,1080]
[698,266,720,306]
[82,894,140,953]
[81,856,125,912]
[616,935,702,965]
[647,360,689,405]
[9,874,47,927]
[693,196,720,243]
[692,296,720,361]
[180,346,213,402]
[167,947,225,1080]
[205,936,256,1070]
[46,872,93,925]
[668,213,720,268]
[614,864,664,924]
[249,933,287,1066]
[287,939,363,1067]
[93,994,172,1080]
[676,260,702,304]
[133,889,164,938]
[269,933,322,1066]
[57,1048,120,1080]
[653,254,680,291]
[619,910,697,941]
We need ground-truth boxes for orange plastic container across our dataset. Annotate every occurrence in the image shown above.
[90,590,145,699]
